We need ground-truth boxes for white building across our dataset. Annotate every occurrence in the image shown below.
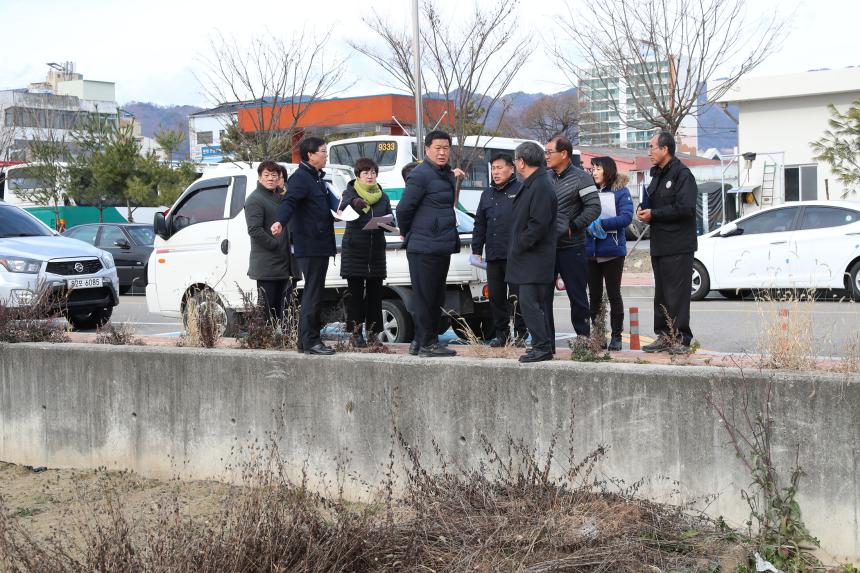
[714,67,860,204]
[0,63,118,161]
[578,58,698,152]
[188,102,244,164]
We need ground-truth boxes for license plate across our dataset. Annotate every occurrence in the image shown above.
[67,277,103,289]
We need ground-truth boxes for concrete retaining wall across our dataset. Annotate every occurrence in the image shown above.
[0,343,858,560]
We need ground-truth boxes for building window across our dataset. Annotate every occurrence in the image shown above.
[784,165,817,201]
[196,131,214,145]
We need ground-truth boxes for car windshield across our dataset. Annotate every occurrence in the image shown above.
[127,226,155,246]
[0,205,53,238]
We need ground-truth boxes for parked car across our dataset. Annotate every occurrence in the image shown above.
[145,162,492,342]
[691,201,860,301]
[0,201,120,329]
[63,223,154,294]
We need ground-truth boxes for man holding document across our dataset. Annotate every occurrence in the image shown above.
[471,152,527,346]
[337,157,393,347]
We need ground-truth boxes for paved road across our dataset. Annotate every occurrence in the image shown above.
[109,293,860,357]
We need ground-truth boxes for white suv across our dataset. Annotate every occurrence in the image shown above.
[0,201,120,329]
[146,163,492,342]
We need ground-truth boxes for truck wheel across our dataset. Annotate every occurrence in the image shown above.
[380,299,413,343]
[183,290,239,338]
[66,306,113,331]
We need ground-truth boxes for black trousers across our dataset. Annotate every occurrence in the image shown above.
[256,279,292,324]
[519,283,554,355]
[406,252,450,348]
[552,245,590,337]
[486,259,527,339]
[297,256,329,350]
[652,252,694,345]
[345,277,384,337]
[586,257,625,336]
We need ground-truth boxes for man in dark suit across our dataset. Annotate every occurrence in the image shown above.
[396,130,462,357]
[636,131,698,353]
[507,142,558,363]
[271,136,336,355]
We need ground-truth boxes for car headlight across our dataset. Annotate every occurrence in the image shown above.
[100,251,115,270]
[0,256,42,274]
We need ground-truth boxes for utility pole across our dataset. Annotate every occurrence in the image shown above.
[412,0,424,160]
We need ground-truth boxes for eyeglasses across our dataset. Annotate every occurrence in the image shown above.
[359,170,378,177]
[314,149,328,155]
[544,149,561,156]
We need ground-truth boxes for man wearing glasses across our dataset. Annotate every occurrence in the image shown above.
[272,136,337,355]
[544,136,601,350]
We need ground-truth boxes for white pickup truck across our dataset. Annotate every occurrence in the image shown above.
[145,163,492,342]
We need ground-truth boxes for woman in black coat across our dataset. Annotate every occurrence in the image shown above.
[338,157,393,346]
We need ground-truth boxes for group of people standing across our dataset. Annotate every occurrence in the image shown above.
[243,129,698,361]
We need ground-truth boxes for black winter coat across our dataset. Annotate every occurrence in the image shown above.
[472,175,520,262]
[337,180,393,279]
[244,183,297,280]
[276,162,336,258]
[645,157,698,256]
[506,167,558,285]
[395,161,460,255]
[551,161,601,249]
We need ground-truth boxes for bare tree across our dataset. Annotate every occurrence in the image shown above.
[349,1,533,171]
[0,125,17,163]
[551,0,786,137]
[510,92,580,143]
[195,30,348,164]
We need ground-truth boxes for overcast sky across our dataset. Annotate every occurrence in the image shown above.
[1,0,857,107]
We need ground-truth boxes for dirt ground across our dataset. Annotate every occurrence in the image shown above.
[0,462,227,546]
[623,248,653,273]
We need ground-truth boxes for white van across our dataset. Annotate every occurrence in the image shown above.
[145,162,491,342]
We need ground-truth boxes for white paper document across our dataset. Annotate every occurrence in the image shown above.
[331,205,361,221]
[469,254,487,269]
[598,193,617,218]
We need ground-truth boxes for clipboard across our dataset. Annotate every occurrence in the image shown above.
[362,214,394,231]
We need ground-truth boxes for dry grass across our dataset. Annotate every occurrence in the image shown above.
[755,290,819,371]
[0,423,751,573]
[94,322,144,346]
[237,286,300,351]
[178,291,223,349]
[0,288,68,344]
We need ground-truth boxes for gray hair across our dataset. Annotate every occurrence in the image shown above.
[514,141,545,168]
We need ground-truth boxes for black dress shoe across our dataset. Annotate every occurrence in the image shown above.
[608,335,622,351]
[352,334,368,348]
[487,337,508,348]
[519,351,552,363]
[418,343,456,357]
[408,340,420,355]
[306,343,335,355]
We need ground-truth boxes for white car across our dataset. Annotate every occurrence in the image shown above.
[0,201,120,329]
[691,200,860,301]
[145,163,491,342]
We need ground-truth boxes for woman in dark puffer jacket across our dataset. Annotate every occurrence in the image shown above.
[338,157,393,347]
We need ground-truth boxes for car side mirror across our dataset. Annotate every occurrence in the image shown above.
[114,239,131,249]
[154,212,170,240]
[719,222,740,237]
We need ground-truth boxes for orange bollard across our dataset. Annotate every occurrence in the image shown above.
[629,307,640,350]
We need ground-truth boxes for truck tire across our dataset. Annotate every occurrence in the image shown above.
[66,306,113,331]
[183,290,239,338]
[380,299,413,343]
